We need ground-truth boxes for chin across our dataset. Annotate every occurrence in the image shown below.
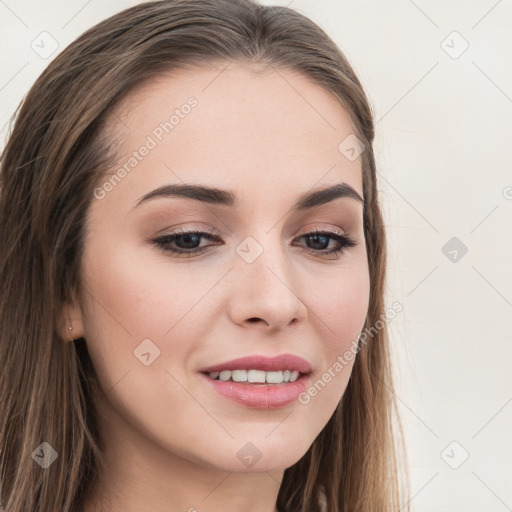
[202,433,314,474]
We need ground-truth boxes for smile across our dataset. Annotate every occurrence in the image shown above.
[207,369,301,384]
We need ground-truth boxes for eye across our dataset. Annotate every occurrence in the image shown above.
[151,227,357,258]
[152,227,221,257]
[293,228,357,258]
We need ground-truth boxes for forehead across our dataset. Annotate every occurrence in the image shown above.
[112,61,358,133]
[99,62,364,213]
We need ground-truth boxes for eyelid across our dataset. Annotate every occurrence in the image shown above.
[296,224,349,237]
[153,224,219,237]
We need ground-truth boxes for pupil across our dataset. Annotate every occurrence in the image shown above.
[309,234,328,250]
[179,234,200,249]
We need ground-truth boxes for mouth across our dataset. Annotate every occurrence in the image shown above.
[198,354,312,409]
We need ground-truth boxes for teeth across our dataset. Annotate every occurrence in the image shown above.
[266,371,283,384]
[208,369,301,383]
[247,369,266,383]
[219,370,231,381]
[232,370,247,382]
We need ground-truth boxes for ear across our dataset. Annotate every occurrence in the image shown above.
[58,300,85,342]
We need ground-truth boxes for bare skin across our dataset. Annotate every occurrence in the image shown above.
[61,61,370,512]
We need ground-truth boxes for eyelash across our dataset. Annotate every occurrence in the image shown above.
[152,227,357,259]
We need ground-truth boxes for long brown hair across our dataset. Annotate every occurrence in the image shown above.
[0,1,409,510]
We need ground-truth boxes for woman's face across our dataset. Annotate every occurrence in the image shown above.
[71,62,370,474]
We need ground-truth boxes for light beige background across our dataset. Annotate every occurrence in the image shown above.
[1,1,511,510]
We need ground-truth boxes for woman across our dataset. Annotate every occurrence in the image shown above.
[0,1,409,510]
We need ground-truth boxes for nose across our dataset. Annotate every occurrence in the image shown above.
[227,235,308,331]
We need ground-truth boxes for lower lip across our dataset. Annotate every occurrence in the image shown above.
[199,372,310,409]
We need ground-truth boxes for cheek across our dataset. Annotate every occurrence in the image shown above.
[79,235,216,386]
[314,258,370,353]
[79,242,203,442]
[297,257,370,414]
[81,229,183,339]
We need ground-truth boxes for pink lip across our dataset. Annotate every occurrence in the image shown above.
[198,372,311,410]
[198,354,313,410]
[198,354,312,374]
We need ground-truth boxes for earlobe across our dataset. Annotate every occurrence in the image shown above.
[59,302,85,342]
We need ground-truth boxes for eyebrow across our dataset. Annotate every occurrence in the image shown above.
[132,182,364,213]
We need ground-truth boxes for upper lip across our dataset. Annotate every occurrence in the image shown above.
[199,354,312,374]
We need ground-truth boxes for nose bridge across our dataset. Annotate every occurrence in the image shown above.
[228,228,307,327]
[236,228,288,286]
